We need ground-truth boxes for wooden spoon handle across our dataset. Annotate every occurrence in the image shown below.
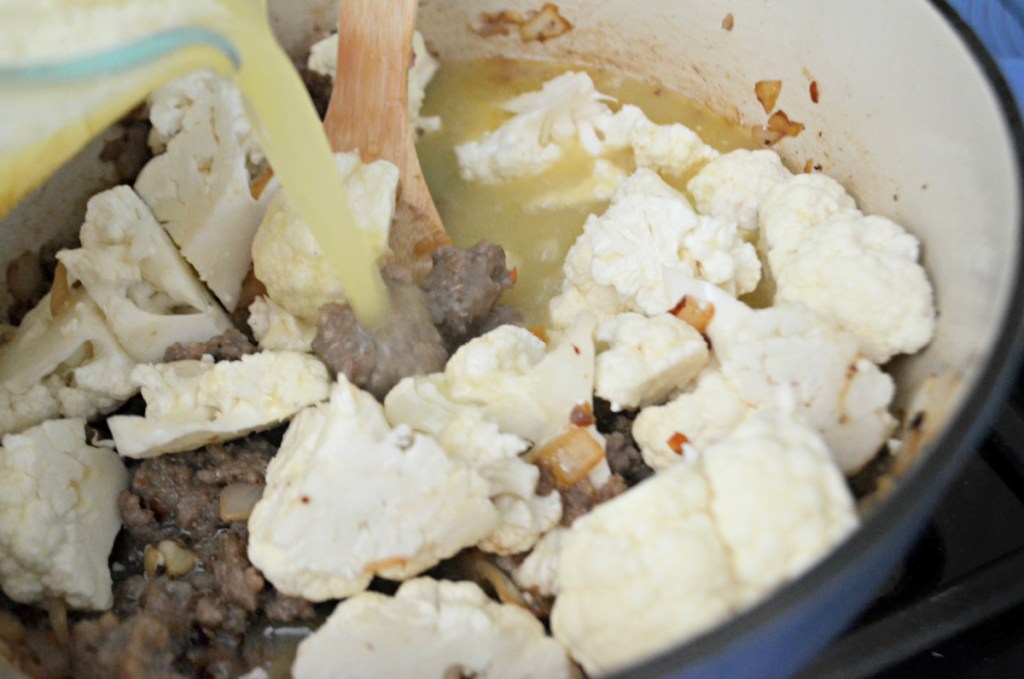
[324,0,449,270]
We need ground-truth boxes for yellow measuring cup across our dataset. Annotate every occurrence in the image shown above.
[0,0,389,324]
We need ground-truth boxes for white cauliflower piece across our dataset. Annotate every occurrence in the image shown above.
[549,169,760,327]
[306,31,441,135]
[441,312,598,445]
[703,409,859,604]
[57,186,232,362]
[437,409,562,555]
[774,214,936,364]
[386,315,598,446]
[633,369,752,472]
[552,409,857,675]
[595,312,708,411]
[513,527,566,597]
[599,104,719,177]
[247,296,316,352]
[687,149,793,234]
[107,351,330,459]
[759,173,861,272]
[292,578,575,679]
[0,290,136,437]
[248,378,497,601]
[0,419,127,610]
[551,452,737,675]
[251,152,399,322]
[456,71,614,182]
[136,72,268,311]
[652,280,897,472]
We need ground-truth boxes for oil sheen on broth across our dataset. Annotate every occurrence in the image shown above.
[417,59,758,326]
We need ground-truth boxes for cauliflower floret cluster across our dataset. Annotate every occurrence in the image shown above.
[634,281,896,473]
[595,312,708,411]
[293,578,575,679]
[0,419,127,610]
[551,410,857,675]
[135,71,269,311]
[251,152,399,322]
[57,186,232,362]
[549,169,761,327]
[107,351,331,459]
[687,148,793,234]
[455,71,718,184]
[0,288,136,437]
[774,214,936,363]
[248,377,497,601]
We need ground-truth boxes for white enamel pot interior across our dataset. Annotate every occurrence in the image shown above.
[2,0,1023,677]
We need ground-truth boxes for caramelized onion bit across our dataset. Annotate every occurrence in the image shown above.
[472,4,572,42]
[766,110,805,138]
[752,125,786,147]
[144,540,197,578]
[754,80,782,114]
[519,3,573,42]
[219,483,264,522]
[569,403,595,428]
[670,296,715,334]
[458,551,531,611]
[529,428,604,489]
[44,599,69,645]
[249,167,274,199]
[722,13,735,31]
[667,432,689,455]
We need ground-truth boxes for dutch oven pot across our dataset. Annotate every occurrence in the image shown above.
[4,0,1023,677]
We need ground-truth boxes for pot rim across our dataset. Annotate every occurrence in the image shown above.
[607,2,1024,677]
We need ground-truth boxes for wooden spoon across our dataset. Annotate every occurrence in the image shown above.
[323,0,450,277]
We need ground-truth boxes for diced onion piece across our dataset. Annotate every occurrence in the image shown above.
[671,296,715,334]
[530,428,604,489]
[755,80,782,114]
[220,483,264,522]
[519,3,573,42]
[145,540,197,578]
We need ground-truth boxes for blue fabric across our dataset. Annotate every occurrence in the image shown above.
[949,0,1024,106]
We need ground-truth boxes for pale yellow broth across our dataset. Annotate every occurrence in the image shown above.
[417,58,758,326]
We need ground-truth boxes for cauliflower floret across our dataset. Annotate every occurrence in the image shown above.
[436,409,562,555]
[687,149,793,234]
[438,312,597,445]
[306,31,441,135]
[549,169,760,326]
[774,214,936,364]
[456,71,614,182]
[0,289,136,437]
[646,280,897,472]
[246,296,317,352]
[513,527,566,597]
[759,173,861,272]
[551,451,736,675]
[136,71,269,311]
[633,369,752,472]
[595,312,709,411]
[107,351,330,459]
[0,419,127,610]
[57,186,232,362]
[251,152,399,322]
[703,409,859,604]
[598,104,719,177]
[292,578,575,679]
[455,73,717,184]
[248,378,497,601]
[551,409,857,675]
